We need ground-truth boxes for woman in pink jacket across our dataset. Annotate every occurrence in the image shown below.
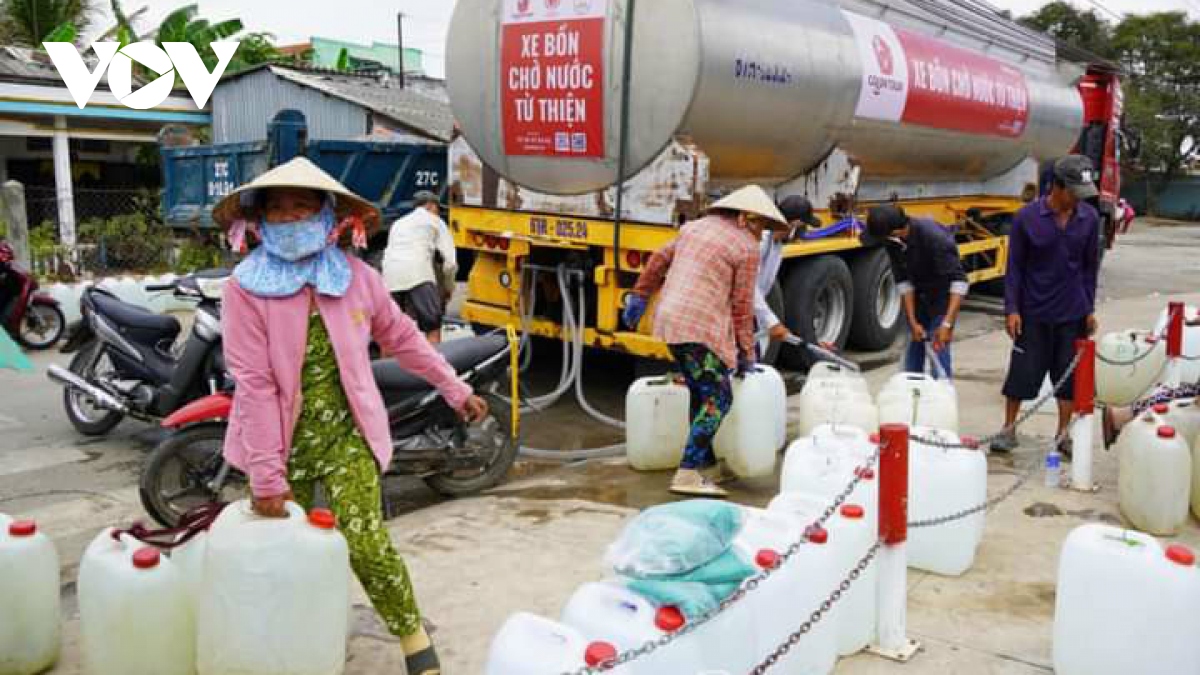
[215,158,485,675]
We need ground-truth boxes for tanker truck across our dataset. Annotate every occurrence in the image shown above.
[443,0,1125,366]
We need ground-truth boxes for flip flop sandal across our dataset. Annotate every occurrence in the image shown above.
[1102,407,1118,449]
[669,482,729,498]
[405,645,441,675]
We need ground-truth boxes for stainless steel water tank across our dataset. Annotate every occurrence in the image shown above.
[447,0,1084,195]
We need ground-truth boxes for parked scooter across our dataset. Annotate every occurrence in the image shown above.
[47,269,230,436]
[0,242,65,350]
[139,331,520,527]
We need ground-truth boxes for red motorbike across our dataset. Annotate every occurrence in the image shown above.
[0,243,64,350]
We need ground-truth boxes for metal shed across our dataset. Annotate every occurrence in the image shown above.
[212,65,452,146]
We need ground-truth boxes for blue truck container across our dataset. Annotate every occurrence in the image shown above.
[161,110,446,236]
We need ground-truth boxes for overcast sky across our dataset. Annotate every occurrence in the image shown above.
[83,0,1199,79]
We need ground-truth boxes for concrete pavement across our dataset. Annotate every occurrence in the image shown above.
[4,219,1199,673]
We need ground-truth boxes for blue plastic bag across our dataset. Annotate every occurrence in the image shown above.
[606,500,744,577]
[0,329,31,372]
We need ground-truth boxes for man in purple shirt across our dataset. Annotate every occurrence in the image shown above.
[991,155,1101,454]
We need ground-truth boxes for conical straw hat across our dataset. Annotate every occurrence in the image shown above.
[710,185,789,227]
[212,157,381,233]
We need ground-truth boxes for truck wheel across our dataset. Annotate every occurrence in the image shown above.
[779,256,853,369]
[848,249,902,351]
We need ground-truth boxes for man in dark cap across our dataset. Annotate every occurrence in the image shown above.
[755,195,820,344]
[992,155,1101,454]
[862,203,968,380]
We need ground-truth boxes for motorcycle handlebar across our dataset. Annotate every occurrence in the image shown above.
[144,284,175,292]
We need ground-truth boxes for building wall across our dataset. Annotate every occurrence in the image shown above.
[213,69,370,144]
[310,38,423,74]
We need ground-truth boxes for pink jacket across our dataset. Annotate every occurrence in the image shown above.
[221,257,472,497]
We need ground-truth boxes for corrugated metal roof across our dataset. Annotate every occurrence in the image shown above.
[266,65,453,142]
[0,46,68,83]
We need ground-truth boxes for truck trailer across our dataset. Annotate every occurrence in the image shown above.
[445,0,1124,365]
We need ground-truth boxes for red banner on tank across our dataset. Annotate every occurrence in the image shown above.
[896,28,1030,138]
[500,2,606,159]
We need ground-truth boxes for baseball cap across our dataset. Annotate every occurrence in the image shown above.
[1053,155,1099,200]
[859,204,909,247]
[777,195,820,227]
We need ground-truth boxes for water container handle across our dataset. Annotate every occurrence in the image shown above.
[111,501,228,550]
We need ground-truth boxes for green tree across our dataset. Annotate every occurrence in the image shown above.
[1018,1,1115,58]
[1,0,92,45]
[1112,11,1200,211]
[106,0,280,75]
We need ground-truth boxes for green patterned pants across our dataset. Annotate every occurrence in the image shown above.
[288,314,421,637]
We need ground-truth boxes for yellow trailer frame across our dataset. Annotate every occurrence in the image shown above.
[450,196,1016,361]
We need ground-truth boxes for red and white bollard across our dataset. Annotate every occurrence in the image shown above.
[1165,301,1186,388]
[1070,339,1097,491]
[869,424,921,661]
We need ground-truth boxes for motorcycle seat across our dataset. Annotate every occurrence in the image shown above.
[372,334,507,394]
[91,291,181,343]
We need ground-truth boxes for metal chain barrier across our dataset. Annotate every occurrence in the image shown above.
[569,340,1098,674]
[751,540,884,674]
[566,445,882,675]
[907,435,1058,529]
[908,348,1083,451]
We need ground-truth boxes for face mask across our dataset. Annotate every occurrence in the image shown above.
[260,205,334,262]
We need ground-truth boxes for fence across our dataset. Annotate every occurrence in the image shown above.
[21,186,232,280]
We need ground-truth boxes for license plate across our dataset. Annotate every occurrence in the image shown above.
[529,216,589,241]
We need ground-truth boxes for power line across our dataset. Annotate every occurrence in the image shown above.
[1082,0,1126,22]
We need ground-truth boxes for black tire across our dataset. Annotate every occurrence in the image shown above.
[423,394,519,497]
[63,340,125,436]
[18,303,64,350]
[779,256,854,370]
[848,249,903,351]
[140,423,246,528]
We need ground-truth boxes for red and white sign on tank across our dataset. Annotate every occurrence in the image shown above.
[844,11,1031,138]
[501,0,607,158]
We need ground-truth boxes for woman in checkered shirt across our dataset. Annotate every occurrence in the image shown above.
[623,186,791,497]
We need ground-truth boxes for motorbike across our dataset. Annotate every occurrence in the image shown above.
[138,330,520,527]
[47,269,230,436]
[0,253,65,350]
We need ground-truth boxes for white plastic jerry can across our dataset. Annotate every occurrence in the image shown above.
[0,518,61,675]
[1154,304,1200,382]
[1153,400,1200,450]
[560,582,707,674]
[745,502,840,672]
[714,366,786,478]
[877,371,959,432]
[1054,524,1200,675]
[1095,331,1166,406]
[795,371,877,439]
[198,501,351,675]
[806,362,871,396]
[625,375,691,471]
[780,428,879,521]
[485,613,627,675]
[1117,420,1191,536]
[78,530,194,675]
[907,427,987,576]
[767,493,876,657]
[761,364,789,448]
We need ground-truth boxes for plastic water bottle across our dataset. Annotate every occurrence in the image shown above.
[1045,451,1062,488]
